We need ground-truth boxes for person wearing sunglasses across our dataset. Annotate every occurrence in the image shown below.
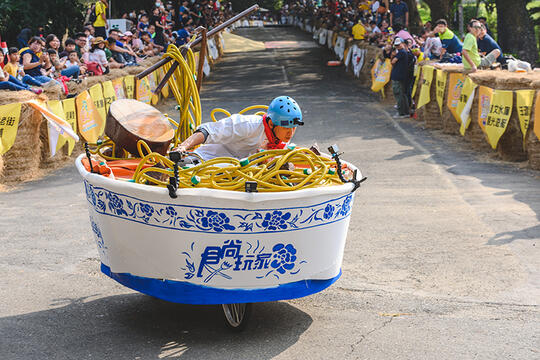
[462,19,500,72]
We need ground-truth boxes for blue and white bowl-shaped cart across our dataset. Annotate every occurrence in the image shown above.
[76,154,359,330]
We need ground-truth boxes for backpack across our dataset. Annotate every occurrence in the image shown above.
[89,4,97,24]
[85,61,103,76]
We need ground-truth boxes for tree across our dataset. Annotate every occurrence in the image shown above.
[0,0,84,45]
[496,0,538,64]
[422,0,458,23]
[405,0,423,33]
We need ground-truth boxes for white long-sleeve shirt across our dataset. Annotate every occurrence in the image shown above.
[195,114,276,161]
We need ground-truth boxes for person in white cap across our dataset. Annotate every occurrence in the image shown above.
[390,37,410,118]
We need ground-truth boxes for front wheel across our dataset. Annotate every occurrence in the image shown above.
[221,303,252,331]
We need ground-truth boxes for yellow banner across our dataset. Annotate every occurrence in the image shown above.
[112,77,126,99]
[411,66,420,99]
[0,103,22,155]
[371,58,391,93]
[124,75,135,99]
[61,98,77,155]
[417,65,434,109]
[516,89,535,144]
[485,90,513,149]
[159,67,169,98]
[76,90,103,142]
[458,77,478,135]
[446,73,466,123]
[435,69,447,116]
[477,86,493,133]
[136,77,152,104]
[89,83,106,132]
[102,80,117,114]
[47,100,68,153]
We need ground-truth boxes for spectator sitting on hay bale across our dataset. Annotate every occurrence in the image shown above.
[4,47,44,91]
[107,29,138,66]
[0,65,42,94]
[20,37,55,87]
[477,23,505,66]
[83,37,110,74]
[418,28,442,60]
[434,19,462,55]
[45,35,83,80]
[462,19,500,73]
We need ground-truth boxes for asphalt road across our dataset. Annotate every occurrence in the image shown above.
[1,27,538,359]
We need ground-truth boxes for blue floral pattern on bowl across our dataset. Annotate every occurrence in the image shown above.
[84,181,354,234]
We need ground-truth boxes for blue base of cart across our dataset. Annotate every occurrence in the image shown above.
[101,263,341,305]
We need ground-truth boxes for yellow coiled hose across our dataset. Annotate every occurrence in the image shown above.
[131,147,348,192]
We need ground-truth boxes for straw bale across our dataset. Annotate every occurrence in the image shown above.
[0,89,39,106]
[496,92,527,161]
[440,79,460,134]
[42,81,64,100]
[0,104,43,184]
[436,64,466,73]
[463,92,491,151]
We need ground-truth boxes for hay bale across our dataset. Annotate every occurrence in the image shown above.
[0,104,43,184]
[440,76,460,135]
[422,83,442,129]
[496,92,527,161]
[527,94,540,169]
[463,91,491,151]
[0,89,39,106]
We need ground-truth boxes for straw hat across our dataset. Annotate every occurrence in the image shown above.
[91,37,106,45]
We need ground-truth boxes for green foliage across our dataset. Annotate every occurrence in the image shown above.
[418,1,431,23]
[0,0,84,45]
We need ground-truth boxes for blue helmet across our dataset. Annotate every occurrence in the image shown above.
[266,96,303,128]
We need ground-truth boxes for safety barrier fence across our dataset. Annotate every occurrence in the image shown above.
[289,15,540,170]
[0,33,226,186]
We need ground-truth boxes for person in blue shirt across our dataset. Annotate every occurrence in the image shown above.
[174,26,191,47]
[477,17,493,38]
[477,24,505,65]
[391,37,410,118]
[390,0,409,28]
[434,19,463,54]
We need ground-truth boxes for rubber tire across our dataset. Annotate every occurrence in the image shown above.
[221,303,252,332]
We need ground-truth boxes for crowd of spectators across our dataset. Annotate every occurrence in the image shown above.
[281,0,507,117]
[0,0,233,94]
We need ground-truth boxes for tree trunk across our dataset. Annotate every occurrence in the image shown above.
[405,0,422,33]
[423,0,458,23]
[496,0,538,64]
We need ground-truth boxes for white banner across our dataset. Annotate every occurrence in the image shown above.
[207,38,219,60]
[327,30,334,49]
[334,37,346,60]
[318,29,328,46]
[345,45,354,68]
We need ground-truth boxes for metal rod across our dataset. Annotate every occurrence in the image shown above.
[196,28,208,92]
[136,4,259,80]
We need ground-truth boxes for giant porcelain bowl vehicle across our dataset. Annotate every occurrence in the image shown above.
[76,153,360,329]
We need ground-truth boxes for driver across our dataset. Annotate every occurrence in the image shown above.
[175,96,303,161]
